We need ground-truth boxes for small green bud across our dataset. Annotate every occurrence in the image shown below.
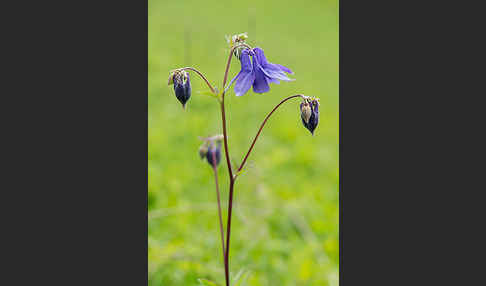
[226,32,249,59]
[167,72,175,85]
[198,143,209,159]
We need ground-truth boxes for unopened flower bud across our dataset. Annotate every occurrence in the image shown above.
[301,101,312,124]
[206,142,221,167]
[300,97,319,135]
[227,32,249,59]
[171,71,191,108]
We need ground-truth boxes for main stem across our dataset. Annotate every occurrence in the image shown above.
[220,43,251,286]
[224,179,235,286]
[221,74,234,286]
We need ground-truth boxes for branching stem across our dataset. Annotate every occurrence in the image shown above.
[237,94,304,174]
[220,43,252,286]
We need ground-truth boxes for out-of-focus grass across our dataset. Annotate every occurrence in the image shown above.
[149,0,338,285]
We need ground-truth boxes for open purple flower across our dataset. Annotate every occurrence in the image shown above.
[231,49,255,97]
[228,47,293,96]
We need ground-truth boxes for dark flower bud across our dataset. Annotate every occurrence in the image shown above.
[172,71,191,108]
[300,97,319,135]
[206,142,221,167]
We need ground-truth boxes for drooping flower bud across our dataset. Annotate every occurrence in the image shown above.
[301,101,312,124]
[198,134,223,167]
[300,97,319,135]
[206,141,221,168]
[171,71,191,108]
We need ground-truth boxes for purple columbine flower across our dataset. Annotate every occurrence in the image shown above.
[228,47,293,96]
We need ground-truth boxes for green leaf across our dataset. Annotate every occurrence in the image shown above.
[198,90,219,99]
[235,168,247,177]
[198,278,221,286]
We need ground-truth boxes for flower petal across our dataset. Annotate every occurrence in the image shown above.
[225,71,240,93]
[275,64,293,74]
[234,70,255,96]
[252,59,270,93]
[230,49,255,96]
[261,65,294,81]
[253,47,293,81]
[239,49,253,72]
[266,76,280,84]
[252,47,268,63]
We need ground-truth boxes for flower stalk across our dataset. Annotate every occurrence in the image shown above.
[170,66,217,94]
[237,94,304,174]
[211,152,226,262]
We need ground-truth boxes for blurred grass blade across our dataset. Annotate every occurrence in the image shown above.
[232,269,250,286]
[198,278,221,286]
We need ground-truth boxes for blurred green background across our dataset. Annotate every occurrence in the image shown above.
[149,0,338,285]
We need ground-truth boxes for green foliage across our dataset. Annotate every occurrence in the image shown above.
[149,0,338,285]
[233,269,250,286]
[198,278,221,286]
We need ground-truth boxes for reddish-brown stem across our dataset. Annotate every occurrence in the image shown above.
[237,94,304,174]
[212,152,226,263]
[172,67,216,94]
[220,100,233,181]
[224,179,235,286]
[220,43,253,286]
[220,98,233,286]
